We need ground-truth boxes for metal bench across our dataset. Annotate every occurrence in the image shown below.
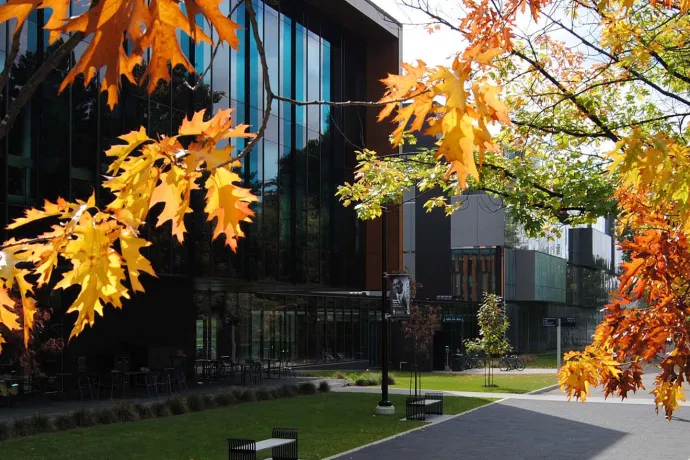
[229,428,298,460]
[405,393,444,421]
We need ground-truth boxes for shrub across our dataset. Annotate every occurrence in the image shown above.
[256,388,273,401]
[95,407,118,425]
[276,384,298,398]
[54,414,76,431]
[134,403,154,420]
[239,389,257,402]
[215,391,237,407]
[231,388,244,400]
[72,409,97,428]
[355,375,378,386]
[185,393,205,412]
[28,414,55,434]
[298,382,317,395]
[520,354,539,364]
[202,394,217,409]
[12,418,33,438]
[114,402,140,422]
[333,371,346,380]
[0,421,11,440]
[151,402,172,418]
[318,381,331,393]
[353,372,395,386]
[167,396,189,415]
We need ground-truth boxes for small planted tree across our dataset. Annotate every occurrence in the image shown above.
[401,304,440,397]
[464,293,511,386]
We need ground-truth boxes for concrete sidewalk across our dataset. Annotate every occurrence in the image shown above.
[332,398,690,460]
[332,382,685,406]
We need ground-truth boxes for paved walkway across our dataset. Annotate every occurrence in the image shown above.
[334,398,690,460]
[333,374,690,460]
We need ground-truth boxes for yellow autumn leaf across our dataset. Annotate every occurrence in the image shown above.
[119,229,156,292]
[0,284,19,332]
[13,269,36,348]
[149,166,199,242]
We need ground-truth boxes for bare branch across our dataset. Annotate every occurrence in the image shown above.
[271,92,427,108]
[185,0,245,92]
[0,23,24,97]
[232,0,272,162]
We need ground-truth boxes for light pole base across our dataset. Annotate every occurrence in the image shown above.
[375,404,396,416]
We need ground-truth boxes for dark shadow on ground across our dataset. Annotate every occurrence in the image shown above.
[339,401,627,460]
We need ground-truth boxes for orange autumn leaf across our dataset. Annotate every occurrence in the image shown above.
[204,166,258,251]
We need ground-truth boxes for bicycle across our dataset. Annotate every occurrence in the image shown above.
[498,354,525,371]
[463,354,485,370]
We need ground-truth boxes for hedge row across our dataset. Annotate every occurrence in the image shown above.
[0,380,331,441]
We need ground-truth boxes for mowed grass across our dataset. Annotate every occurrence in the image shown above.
[0,393,493,460]
[391,373,556,393]
[298,370,556,394]
[527,353,559,368]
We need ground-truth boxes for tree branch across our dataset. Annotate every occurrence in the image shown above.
[511,120,611,139]
[232,0,272,162]
[271,92,428,108]
[0,23,24,97]
[511,48,619,142]
[185,0,245,92]
[545,12,690,109]
[0,32,84,140]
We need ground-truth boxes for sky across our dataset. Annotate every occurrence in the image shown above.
[369,0,462,66]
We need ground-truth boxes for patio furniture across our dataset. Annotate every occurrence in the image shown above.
[76,373,94,400]
[405,392,444,421]
[154,369,172,396]
[228,428,298,460]
[133,368,158,398]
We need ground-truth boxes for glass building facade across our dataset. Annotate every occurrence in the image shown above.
[0,0,399,369]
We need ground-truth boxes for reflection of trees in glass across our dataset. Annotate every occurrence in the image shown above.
[244,129,332,283]
[567,256,616,307]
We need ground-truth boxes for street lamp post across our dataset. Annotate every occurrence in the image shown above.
[376,210,394,415]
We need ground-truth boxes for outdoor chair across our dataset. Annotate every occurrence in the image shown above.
[133,368,158,398]
[76,373,93,400]
[110,370,130,399]
[155,369,172,396]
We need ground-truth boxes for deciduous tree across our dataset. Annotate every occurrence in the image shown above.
[0,0,687,422]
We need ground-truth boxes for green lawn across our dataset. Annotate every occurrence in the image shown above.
[0,393,493,460]
[391,373,556,393]
[298,370,556,394]
[525,353,558,369]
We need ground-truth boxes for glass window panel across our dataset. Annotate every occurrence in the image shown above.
[264,5,279,115]
[280,15,292,121]
[149,102,171,137]
[194,14,212,83]
[307,33,320,132]
[264,140,278,190]
[248,0,263,111]
[321,40,331,133]
[265,114,279,144]
[295,24,306,126]
[231,1,245,104]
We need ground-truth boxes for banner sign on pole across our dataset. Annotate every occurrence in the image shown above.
[388,273,411,318]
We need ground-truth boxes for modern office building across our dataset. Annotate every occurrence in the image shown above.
[0,0,403,374]
[403,155,619,366]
